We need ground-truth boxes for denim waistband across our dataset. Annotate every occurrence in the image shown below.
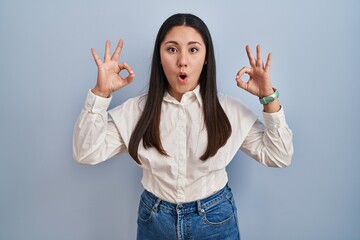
[140,184,233,214]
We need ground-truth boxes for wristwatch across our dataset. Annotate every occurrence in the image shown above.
[259,88,279,104]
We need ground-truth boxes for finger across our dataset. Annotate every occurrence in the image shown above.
[118,62,135,80]
[235,75,249,90]
[235,77,247,89]
[264,52,272,73]
[111,39,124,62]
[235,67,251,90]
[91,48,103,67]
[104,40,111,61]
[256,45,262,66]
[125,72,135,83]
[236,66,252,79]
[245,45,256,67]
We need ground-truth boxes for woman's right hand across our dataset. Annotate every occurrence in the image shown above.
[91,39,135,98]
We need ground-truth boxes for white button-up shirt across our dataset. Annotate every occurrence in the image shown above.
[73,85,293,203]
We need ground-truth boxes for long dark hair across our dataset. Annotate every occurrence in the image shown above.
[128,13,232,164]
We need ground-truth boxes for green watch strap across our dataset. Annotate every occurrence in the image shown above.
[259,88,279,104]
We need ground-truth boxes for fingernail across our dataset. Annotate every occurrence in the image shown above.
[130,70,134,74]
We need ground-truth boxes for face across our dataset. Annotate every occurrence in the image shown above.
[160,26,207,101]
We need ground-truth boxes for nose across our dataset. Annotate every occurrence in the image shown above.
[178,52,188,68]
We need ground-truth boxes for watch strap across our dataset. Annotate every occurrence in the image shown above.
[259,88,279,104]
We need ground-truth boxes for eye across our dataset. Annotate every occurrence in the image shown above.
[168,47,177,53]
[190,47,198,53]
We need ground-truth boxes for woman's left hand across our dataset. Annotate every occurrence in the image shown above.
[236,45,274,97]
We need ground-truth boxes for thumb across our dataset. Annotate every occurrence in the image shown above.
[235,67,251,90]
[236,77,248,90]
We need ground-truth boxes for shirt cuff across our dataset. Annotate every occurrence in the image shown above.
[262,107,288,129]
[84,89,112,113]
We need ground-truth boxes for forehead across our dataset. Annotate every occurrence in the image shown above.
[162,26,204,45]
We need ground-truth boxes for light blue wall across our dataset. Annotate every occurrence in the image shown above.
[1,0,359,239]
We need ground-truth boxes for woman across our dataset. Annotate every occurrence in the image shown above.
[73,13,293,239]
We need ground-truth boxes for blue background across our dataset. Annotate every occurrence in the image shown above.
[1,0,359,239]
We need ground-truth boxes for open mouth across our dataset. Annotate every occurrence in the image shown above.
[180,74,187,80]
[179,72,188,81]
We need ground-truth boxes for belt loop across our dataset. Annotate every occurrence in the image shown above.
[152,198,161,212]
[196,200,204,215]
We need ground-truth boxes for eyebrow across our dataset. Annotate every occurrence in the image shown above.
[163,40,203,46]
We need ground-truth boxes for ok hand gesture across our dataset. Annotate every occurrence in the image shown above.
[91,40,135,98]
[236,45,274,98]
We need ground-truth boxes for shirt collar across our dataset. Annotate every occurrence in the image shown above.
[163,84,203,107]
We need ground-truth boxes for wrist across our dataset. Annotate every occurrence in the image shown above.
[259,88,279,105]
[259,88,275,98]
[91,87,111,98]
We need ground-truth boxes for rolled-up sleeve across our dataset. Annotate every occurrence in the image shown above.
[240,107,294,167]
[72,90,126,165]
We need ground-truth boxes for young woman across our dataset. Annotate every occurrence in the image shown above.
[73,13,293,240]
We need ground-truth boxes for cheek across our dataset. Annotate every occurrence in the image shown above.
[161,62,171,77]
[160,61,173,82]
[160,55,172,72]
[194,60,206,74]
[193,54,206,72]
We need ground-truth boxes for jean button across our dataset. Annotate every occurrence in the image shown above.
[177,204,183,213]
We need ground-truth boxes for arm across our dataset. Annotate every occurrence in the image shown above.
[73,40,135,164]
[73,92,127,164]
[240,108,293,167]
[236,45,293,166]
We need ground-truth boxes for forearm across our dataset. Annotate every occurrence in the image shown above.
[72,90,123,164]
[263,99,281,113]
[73,110,106,164]
[240,109,294,167]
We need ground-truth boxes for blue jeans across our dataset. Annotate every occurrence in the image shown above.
[136,184,240,240]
